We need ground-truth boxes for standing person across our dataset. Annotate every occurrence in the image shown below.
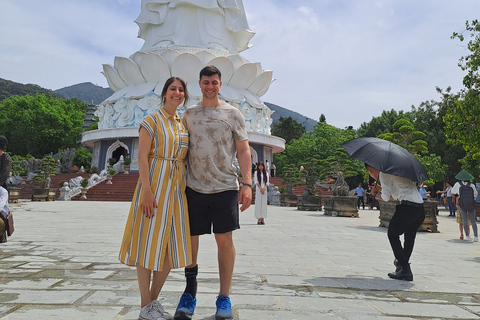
[367,165,425,281]
[0,135,12,190]
[265,159,270,176]
[254,161,269,225]
[436,182,455,216]
[452,170,478,242]
[174,66,252,320]
[354,183,365,210]
[0,187,9,243]
[119,77,191,320]
[419,184,430,200]
[271,163,276,177]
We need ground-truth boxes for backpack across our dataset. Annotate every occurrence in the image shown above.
[458,182,476,211]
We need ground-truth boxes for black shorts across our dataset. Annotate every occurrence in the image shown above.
[186,187,240,235]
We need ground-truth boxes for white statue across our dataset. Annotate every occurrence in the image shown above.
[135,0,254,54]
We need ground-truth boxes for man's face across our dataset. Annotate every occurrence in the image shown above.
[199,74,222,100]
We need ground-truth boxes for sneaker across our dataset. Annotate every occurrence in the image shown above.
[139,300,169,320]
[474,236,479,242]
[174,293,196,320]
[466,235,472,241]
[215,295,233,320]
[151,300,173,320]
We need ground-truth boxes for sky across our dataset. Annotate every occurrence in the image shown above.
[1,0,479,129]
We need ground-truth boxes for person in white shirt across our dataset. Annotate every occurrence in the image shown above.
[367,165,425,282]
[0,186,10,243]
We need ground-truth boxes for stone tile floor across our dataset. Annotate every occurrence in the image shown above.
[0,201,479,319]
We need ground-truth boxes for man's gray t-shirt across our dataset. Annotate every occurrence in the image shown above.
[183,101,248,194]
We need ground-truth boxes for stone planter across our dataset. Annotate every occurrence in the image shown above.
[298,195,322,211]
[7,187,20,203]
[32,188,49,201]
[124,165,130,174]
[79,188,88,200]
[106,174,113,185]
[323,196,359,217]
[378,200,439,232]
[47,188,56,201]
[280,194,298,207]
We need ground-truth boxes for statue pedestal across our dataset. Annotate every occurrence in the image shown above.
[378,200,439,232]
[323,196,359,217]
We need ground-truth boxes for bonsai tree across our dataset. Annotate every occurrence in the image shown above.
[319,148,358,196]
[280,163,302,195]
[80,178,89,189]
[31,156,58,189]
[300,157,322,196]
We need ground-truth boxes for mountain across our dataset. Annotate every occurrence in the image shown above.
[0,78,63,101]
[265,102,317,132]
[55,82,114,105]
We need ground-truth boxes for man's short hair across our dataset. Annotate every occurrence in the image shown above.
[200,65,222,81]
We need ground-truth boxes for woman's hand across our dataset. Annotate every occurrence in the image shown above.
[141,189,157,218]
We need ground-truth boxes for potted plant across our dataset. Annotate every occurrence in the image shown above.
[31,156,58,201]
[108,157,117,169]
[90,166,99,174]
[297,157,322,211]
[279,164,302,207]
[106,167,116,184]
[7,155,26,203]
[79,178,89,200]
[320,149,359,217]
[123,156,131,174]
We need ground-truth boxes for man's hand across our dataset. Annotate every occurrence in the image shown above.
[238,185,252,212]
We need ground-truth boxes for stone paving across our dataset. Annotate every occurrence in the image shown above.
[0,200,479,319]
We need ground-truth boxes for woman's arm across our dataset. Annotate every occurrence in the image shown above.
[138,127,156,218]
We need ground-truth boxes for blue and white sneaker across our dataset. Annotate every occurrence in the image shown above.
[215,295,233,320]
[174,293,196,320]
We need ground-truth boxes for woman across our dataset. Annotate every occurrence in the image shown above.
[254,161,269,225]
[367,164,425,282]
[0,135,12,190]
[119,77,191,320]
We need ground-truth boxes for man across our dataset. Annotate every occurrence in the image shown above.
[437,182,454,216]
[0,135,12,190]
[354,183,365,210]
[368,165,425,281]
[174,66,252,320]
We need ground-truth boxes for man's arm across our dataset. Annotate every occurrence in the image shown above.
[235,139,252,212]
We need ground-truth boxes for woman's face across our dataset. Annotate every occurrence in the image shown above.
[258,165,264,170]
[163,80,185,107]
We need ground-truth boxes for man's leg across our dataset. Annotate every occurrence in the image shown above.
[215,231,235,296]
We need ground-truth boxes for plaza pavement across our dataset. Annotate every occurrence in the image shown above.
[0,200,479,320]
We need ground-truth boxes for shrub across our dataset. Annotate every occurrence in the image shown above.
[80,178,88,188]
[107,167,116,175]
[124,156,132,165]
[90,166,99,174]
[108,157,117,166]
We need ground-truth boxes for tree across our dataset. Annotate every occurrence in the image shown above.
[0,94,87,158]
[378,119,428,154]
[451,19,480,90]
[319,114,326,123]
[357,109,410,138]
[271,116,305,144]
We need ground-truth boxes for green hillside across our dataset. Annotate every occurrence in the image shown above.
[0,78,63,101]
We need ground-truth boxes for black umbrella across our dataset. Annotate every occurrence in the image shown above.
[341,137,428,182]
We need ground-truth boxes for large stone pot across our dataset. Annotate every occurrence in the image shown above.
[32,188,49,201]
[378,200,439,232]
[298,195,322,211]
[323,196,359,217]
[280,194,298,207]
[7,187,20,203]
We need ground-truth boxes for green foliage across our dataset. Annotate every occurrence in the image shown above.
[10,155,26,176]
[80,178,89,188]
[357,109,410,138]
[73,147,92,170]
[378,119,428,155]
[90,166,99,174]
[107,167,116,175]
[451,19,480,90]
[124,156,132,165]
[271,116,305,144]
[280,164,302,195]
[300,157,322,196]
[0,94,88,157]
[31,156,58,188]
[319,148,359,181]
[416,154,448,186]
[108,157,117,166]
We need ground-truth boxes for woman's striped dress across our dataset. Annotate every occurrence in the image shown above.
[119,108,191,271]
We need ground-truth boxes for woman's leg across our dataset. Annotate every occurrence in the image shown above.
[150,248,172,301]
[468,210,478,237]
[459,208,470,236]
[137,264,152,307]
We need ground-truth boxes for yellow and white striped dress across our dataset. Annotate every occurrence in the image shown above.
[119,108,191,271]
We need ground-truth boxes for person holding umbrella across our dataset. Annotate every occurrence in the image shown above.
[342,137,427,281]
